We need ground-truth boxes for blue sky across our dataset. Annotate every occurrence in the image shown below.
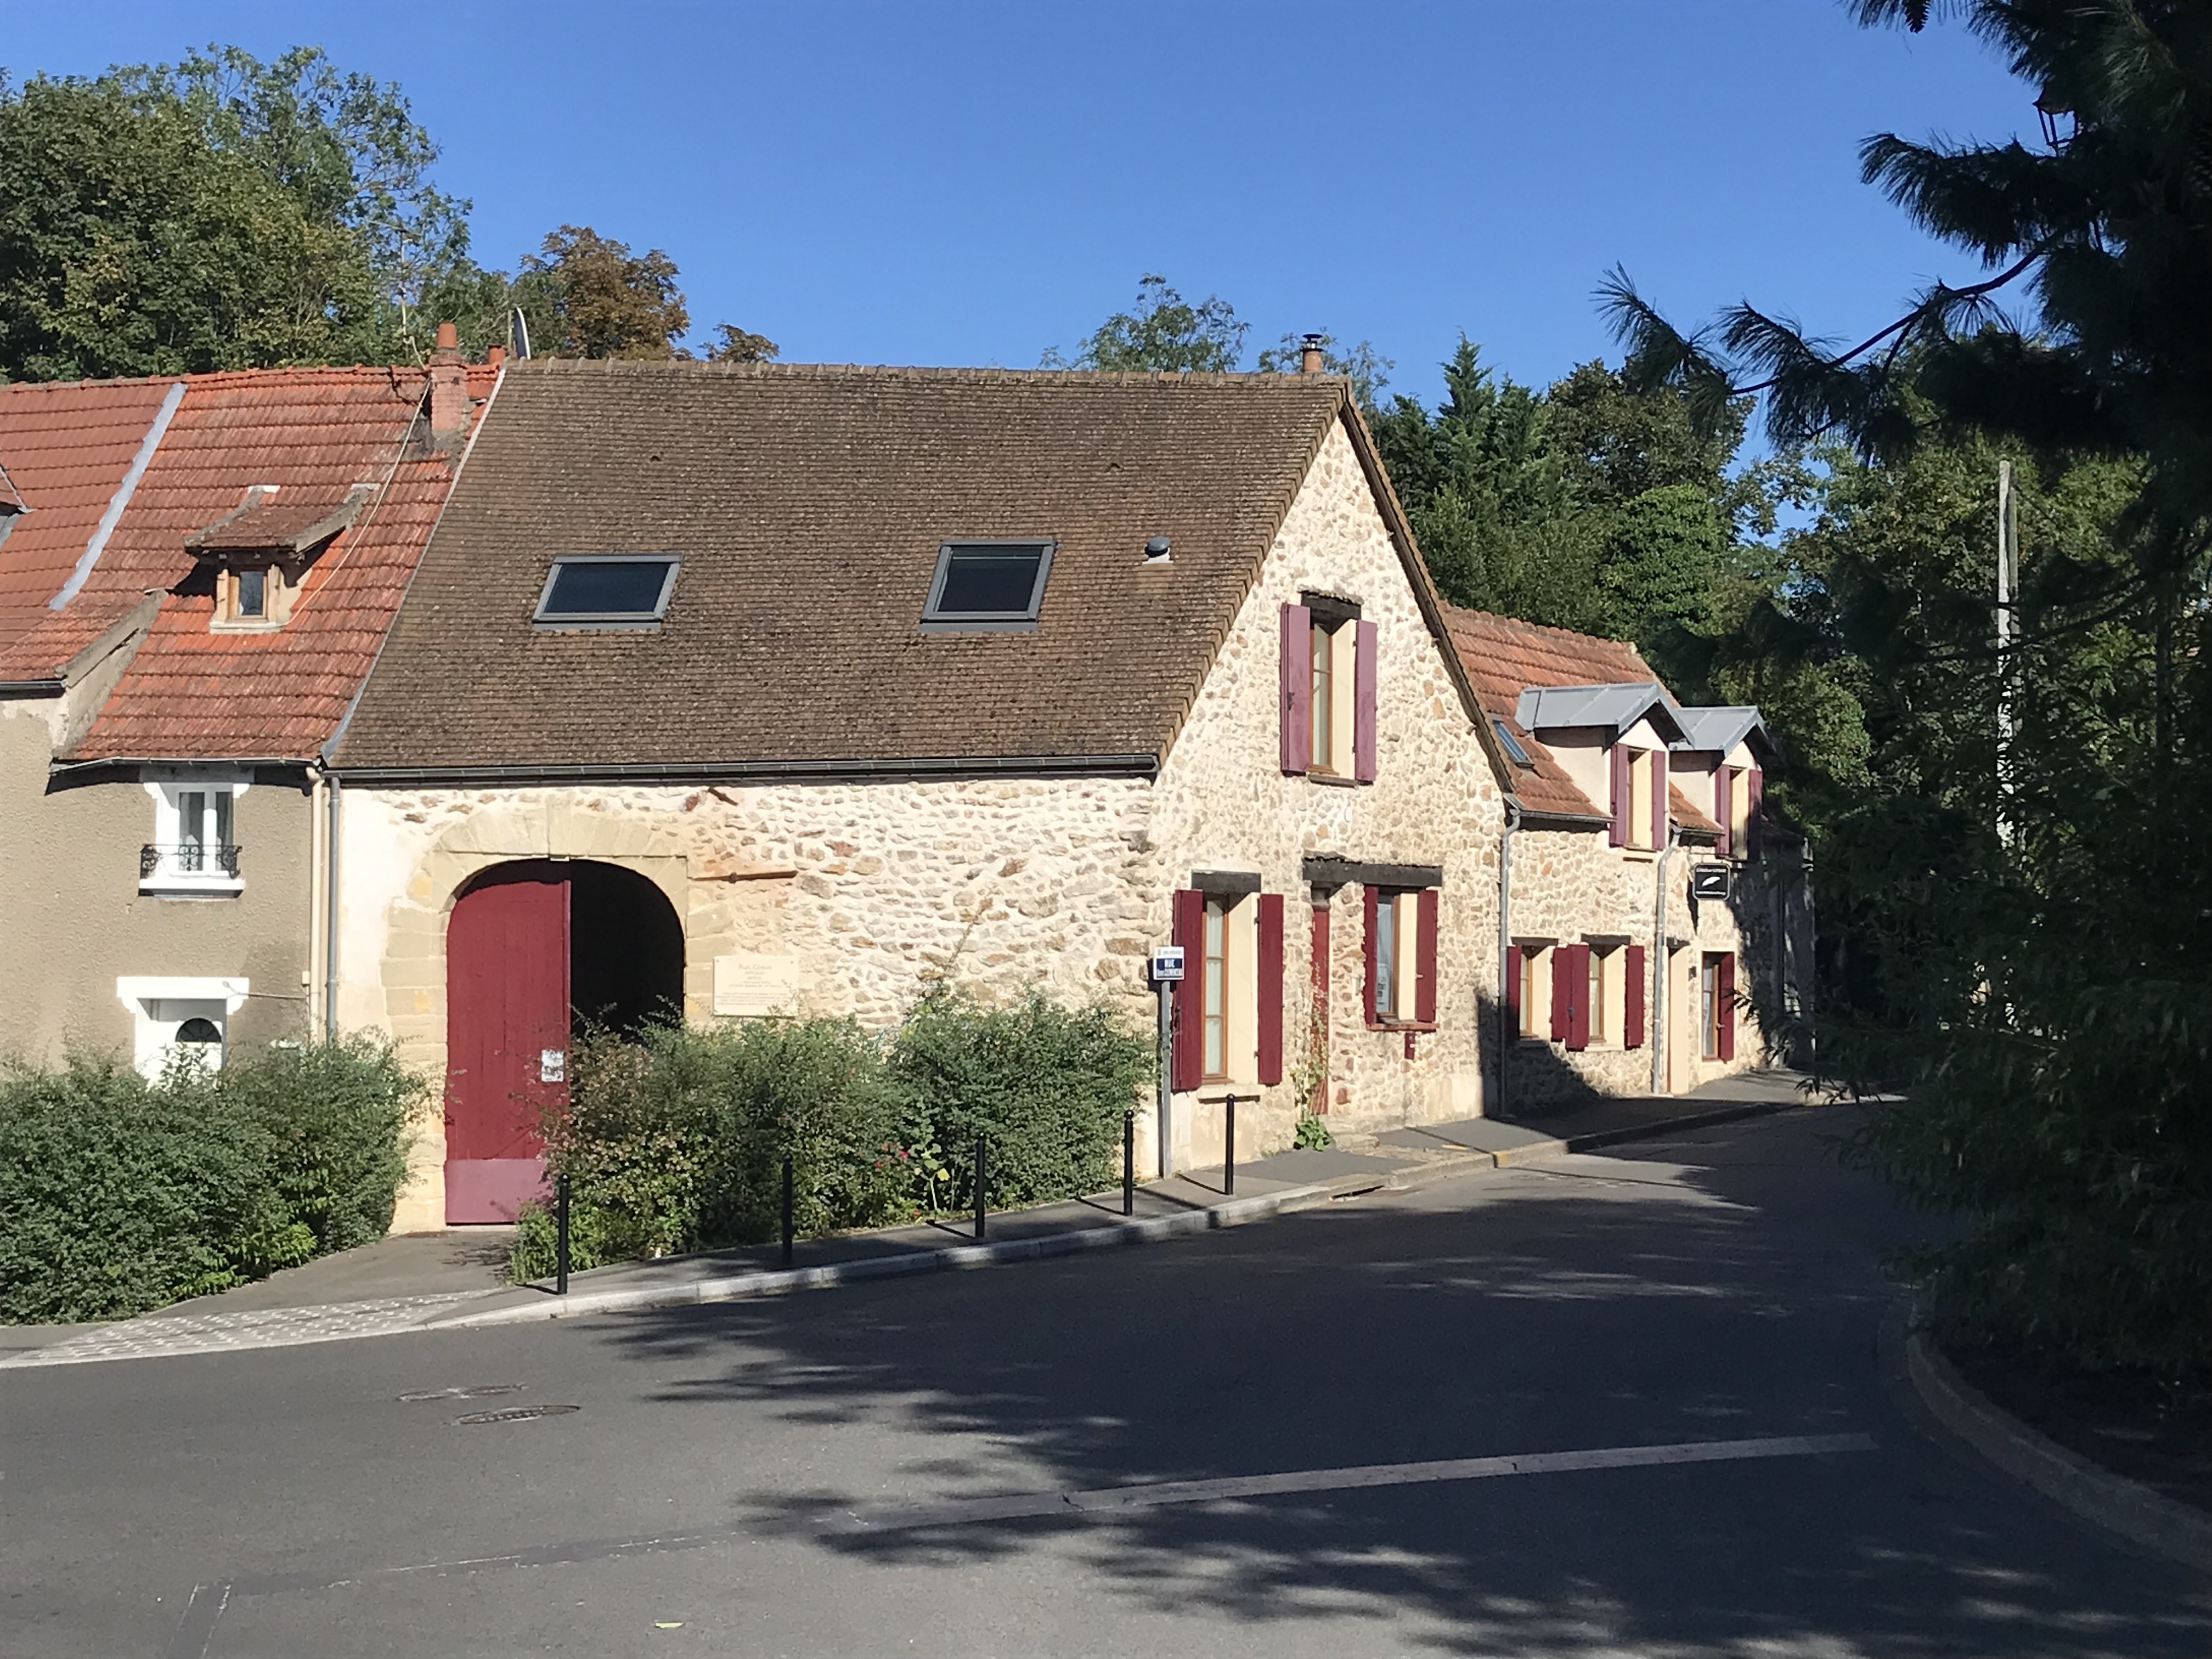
[8,2,2035,410]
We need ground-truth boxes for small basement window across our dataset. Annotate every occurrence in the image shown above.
[921,540,1054,631]
[534,555,681,628]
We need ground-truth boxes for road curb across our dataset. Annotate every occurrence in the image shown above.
[432,1170,1384,1331]
[1900,1311,2211,1571]
[1560,1097,1789,1153]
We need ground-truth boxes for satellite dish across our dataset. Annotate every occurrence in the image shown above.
[509,307,532,360]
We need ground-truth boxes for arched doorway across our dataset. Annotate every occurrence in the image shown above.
[444,860,685,1223]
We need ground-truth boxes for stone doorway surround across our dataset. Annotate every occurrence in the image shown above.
[373,799,783,1233]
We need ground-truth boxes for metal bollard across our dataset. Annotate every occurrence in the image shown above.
[974,1133,988,1242]
[781,1153,794,1267]
[1123,1108,1135,1217]
[554,1172,571,1296]
[1223,1094,1237,1195]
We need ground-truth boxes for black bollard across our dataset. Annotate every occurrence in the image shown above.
[974,1133,988,1242]
[1224,1094,1236,1195]
[554,1171,571,1296]
[781,1153,794,1267]
[1123,1108,1135,1217]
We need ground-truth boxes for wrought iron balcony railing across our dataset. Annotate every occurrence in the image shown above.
[140,842,242,879]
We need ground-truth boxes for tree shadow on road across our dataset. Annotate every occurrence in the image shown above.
[581,1113,2208,1656]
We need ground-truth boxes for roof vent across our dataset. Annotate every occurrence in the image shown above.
[1143,535,1171,564]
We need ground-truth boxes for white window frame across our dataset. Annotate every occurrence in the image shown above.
[116,975,249,1079]
[141,776,250,894]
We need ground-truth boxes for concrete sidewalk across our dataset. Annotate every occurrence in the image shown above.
[0,1069,1810,1367]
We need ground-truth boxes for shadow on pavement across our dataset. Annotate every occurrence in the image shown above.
[560,1109,2207,1657]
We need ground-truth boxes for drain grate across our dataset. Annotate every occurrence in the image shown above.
[453,1403,580,1425]
[399,1384,528,1402]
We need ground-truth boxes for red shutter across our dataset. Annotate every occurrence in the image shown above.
[1564,944,1590,1050]
[1170,888,1204,1090]
[1652,752,1669,850]
[1715,766,1733,859]
[1505,944,1522,1029]
[1609,744,1630,847]
[1256,893,1284,1085]
[1352,618,1379,782]
[1717,951,1736,1060]
[1279,605,1311,775]
[1624,943,1646,1049]
[1549,945,1570,1041]
[1414,888,1438,1025]
[1746,767,1765,864]
[1362,884,1380,1025]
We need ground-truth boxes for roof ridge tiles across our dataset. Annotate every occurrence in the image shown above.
[508,358,1349,391]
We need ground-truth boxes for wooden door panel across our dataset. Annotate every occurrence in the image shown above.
[445,863,568,1222]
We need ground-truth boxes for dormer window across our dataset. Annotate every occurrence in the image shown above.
[1493,719,1534,767]
[190,482,368,634]
[921,540,1054,631]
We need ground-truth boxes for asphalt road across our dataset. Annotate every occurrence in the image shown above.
[4,1109,2205,1658]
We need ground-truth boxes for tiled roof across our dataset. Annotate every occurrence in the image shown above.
[0,378,179,669]
[49,365,496,761]
[1441,603,1718,833]
[183,488,366,554]
[331,360,1365,773]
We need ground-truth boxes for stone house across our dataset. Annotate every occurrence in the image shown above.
[1441,607,1810,1109]
[324,359,1521,1229]
[0,341,497,1075]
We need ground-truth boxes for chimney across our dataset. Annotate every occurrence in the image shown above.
[1299,333,1327,375]
[428,320,468,443]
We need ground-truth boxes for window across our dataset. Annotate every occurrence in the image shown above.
[1700,951,1735,1060]
[1310,623,1334,772]
[213,563,290,629]
[920,539,1054,630]
[1367,888,1435,1027]
[534,555,681,628]
[141,780,245,891]
[1201,897,1231,1080]
[1493,719,1534,767]
[1589,947,1609,1045]
[116,976,247,1078]
[1611,743,1664,850]
[236,567,266,618]
[1517,945,1548,1036]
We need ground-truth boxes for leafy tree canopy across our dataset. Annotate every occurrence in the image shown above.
[1046,274,1246,373]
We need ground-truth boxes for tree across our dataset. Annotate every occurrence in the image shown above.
[1044,274,1247,373]
[515,226,689,360]
[1602,1,2212,1376]
[704,323,779,363]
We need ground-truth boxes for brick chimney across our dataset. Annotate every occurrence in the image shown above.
[428,320,468,444]
[1299,333,1327,375]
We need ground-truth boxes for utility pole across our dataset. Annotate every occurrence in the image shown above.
[1996,460,2017,847]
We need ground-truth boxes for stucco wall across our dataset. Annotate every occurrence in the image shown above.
[0,695,315,1065]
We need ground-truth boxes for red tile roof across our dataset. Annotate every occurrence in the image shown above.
[0,378,179,668]
[0,364,496,759]
[1440,603,1718,833]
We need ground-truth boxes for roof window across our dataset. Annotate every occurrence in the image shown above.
[534,555,680,629]
[921,540,1054,631]
[1493,718,1536,767]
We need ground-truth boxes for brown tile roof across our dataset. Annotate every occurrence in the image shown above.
[0,378,178,670]
[1440,603,1719,833]
[42,365,495,761]
[331,360,1383,774]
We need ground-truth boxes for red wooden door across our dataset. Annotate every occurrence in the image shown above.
[445,863,568,1223]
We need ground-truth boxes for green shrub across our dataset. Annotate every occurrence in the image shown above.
[0,1037,420,1324]
[888,988,1153,1210]
[509,1016,914,1280]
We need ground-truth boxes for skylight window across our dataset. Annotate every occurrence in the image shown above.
[921,540,1054,631]
[1493,718,1536,767]
[534,555,680,628]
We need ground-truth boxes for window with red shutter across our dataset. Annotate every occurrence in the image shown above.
[1362,884,1380,1025]
[1714,766,1734,859]
[1609,744,1630,848]
[1414,888,1438,1025]
[1746,768,1765,864]
[1717,951,1736,1060]
[1651,752,1669,850]
[1562,944,1591,1050]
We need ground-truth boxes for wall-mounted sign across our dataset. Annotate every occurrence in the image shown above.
[539,1048,566,1084]
[713,952,804,1016]
[1149,945,1186,983]
[1690,863,1730,901]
